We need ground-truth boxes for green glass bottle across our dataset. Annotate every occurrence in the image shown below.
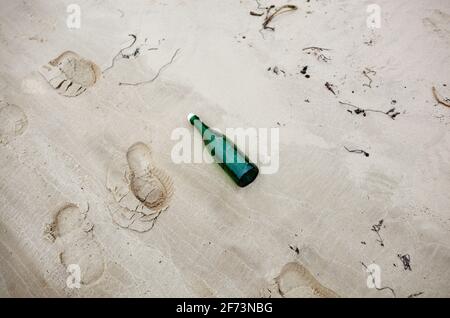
[188,113,259,187]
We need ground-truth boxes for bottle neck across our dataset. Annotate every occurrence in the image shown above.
[190,116,210,136]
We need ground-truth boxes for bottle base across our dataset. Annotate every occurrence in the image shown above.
[237,165,259,187]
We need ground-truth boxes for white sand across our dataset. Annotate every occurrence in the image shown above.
[0,0,449,297]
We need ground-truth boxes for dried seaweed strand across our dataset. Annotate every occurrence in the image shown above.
[103,34,137,73]
[251,1,269,19]
[432,86,450,107]
[303,46,331,51]
[250,11,264,16]
[303,46,332,62]
[339,101,400,120]
[255,0,265,10]
[262,4,298,31]
[362,68,376,88]
[361,262,396,297]
[119,49,181,86]
[397,254,412,271]
[371,219,385,247]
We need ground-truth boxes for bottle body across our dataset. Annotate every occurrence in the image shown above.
[189,114,259,187]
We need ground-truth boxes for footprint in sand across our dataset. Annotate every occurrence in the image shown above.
[423,9,450,41]
[39,51,101,97]
[0,101,28,145]
[44,203,105,285]
[106,142,174,233]
[266,262,339,298]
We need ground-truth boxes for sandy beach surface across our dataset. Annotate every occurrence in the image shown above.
[0,0,449,297]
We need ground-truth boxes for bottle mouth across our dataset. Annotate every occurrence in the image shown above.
[187,113,199,125]
[237,164,259,187]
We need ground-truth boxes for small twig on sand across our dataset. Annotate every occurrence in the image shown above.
[119,48,181,86]
[432,86,450,107]
[325,82,337,95]
[303,47,331,62]
[250,11,264,16]
[103,34,137,73]
[339,101,401,120]
[407,292,424,298]
[363,68,376,88]
[361,262,396,297]
[344,146,369,157]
